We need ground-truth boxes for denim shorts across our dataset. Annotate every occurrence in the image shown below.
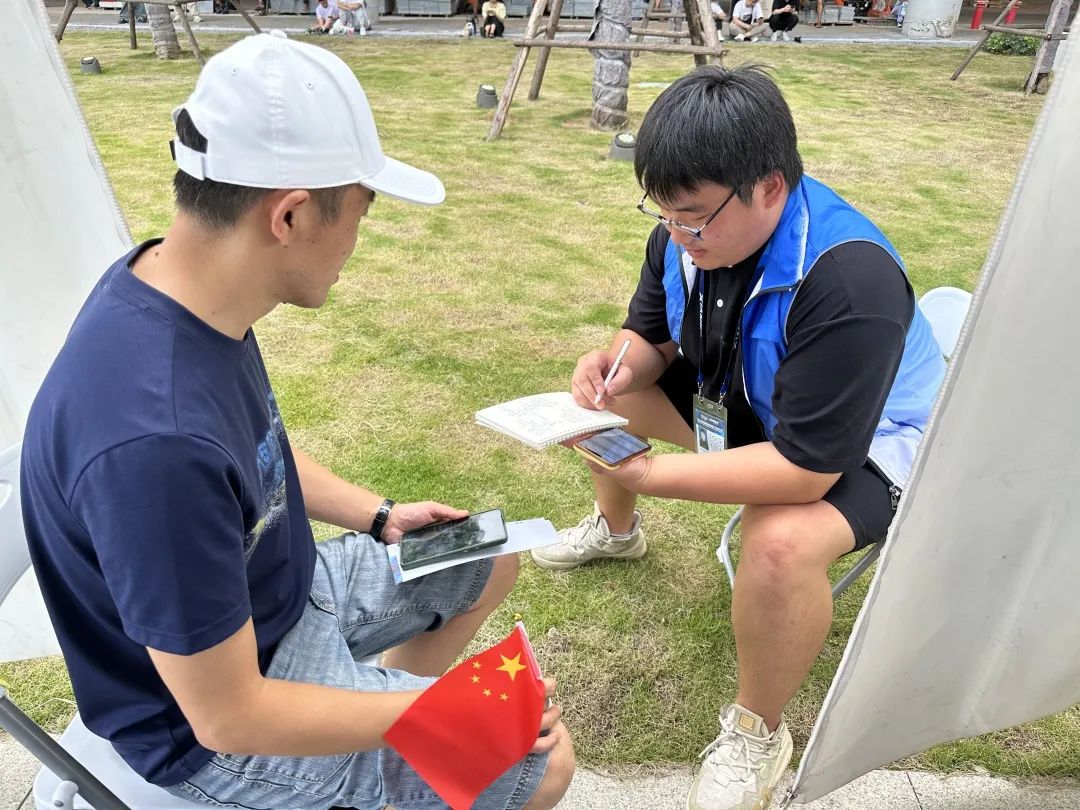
[166,533,549,810]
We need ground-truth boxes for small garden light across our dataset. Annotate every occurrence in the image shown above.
[476,84,498,109]
[609,131,636,161]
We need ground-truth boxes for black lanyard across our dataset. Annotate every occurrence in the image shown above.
[697,270,740,405]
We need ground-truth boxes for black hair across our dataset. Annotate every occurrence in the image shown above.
[172,109,350,229]
[634,64,803,206]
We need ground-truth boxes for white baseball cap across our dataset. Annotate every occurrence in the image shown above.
[172,32,444,205]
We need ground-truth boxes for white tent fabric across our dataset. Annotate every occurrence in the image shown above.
[789,11,1080,805]
[0,0,131,663]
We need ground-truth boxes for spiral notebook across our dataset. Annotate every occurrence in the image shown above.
[474,391,628,450]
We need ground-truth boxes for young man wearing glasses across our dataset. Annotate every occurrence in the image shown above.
[532,65,945,810]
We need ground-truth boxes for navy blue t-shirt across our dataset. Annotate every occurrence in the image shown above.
[21,240,316,786]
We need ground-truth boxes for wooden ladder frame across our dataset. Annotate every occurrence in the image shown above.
[951,0,1071,94]
[486,0,725,140]
[54,0,263,65]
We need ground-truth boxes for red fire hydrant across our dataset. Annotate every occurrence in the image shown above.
[1004,0,1020,23]
[971,0,988,27]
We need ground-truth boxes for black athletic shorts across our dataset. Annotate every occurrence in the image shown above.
[656,357,897,552]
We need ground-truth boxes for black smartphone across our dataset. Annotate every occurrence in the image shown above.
[398,509,508,569]
[574,428,651,469]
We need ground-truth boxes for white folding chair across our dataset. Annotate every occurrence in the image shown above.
[716,285,973,598]
[917,286,972,363]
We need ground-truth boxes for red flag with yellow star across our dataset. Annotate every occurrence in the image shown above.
[384,623,546,809]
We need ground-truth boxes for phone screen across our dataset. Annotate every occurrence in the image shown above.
[399,509,508,569]
[577,428,651,466]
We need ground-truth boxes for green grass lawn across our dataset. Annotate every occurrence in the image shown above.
[4,31,1079,778]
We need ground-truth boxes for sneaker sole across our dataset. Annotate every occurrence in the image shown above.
[684,731,793,810]
[755,732,794,810]
[684,782,778,810]
[530,544,646,571]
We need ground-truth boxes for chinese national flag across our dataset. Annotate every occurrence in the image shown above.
[384,624,546,810]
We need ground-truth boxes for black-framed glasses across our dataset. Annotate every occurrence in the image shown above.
[636,186,740,241]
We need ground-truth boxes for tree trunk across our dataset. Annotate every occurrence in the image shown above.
[148,4,182,59]
[590,0,633,130]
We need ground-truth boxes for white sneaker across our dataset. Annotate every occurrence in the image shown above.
[717,32,726,40]
[750,35,760,41]
[770,30,780,40]
[733,32,745,40]
[192,13,202,21]
[686,704,794,810]
[531,504,646,570]
[781,31,791,40]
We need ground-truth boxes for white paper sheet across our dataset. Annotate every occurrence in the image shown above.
[386,518,559,583]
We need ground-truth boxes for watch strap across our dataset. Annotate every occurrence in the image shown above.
[370,498,395,542]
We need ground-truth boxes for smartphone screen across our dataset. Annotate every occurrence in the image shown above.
[399,509,508,569]
[577,428,651,466]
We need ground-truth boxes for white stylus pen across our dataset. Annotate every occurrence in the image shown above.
[594,338,632,406]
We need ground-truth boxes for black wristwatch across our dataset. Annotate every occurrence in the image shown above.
[369,498,395,543]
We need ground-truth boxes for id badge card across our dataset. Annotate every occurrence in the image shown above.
[693,395,728,453]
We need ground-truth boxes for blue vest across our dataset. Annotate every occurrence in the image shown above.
[661,176,945,486]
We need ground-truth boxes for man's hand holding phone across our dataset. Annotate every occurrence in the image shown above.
[581,448,654,493]
[569,427,654,493]
[573,428,651,469]
[397,509,509,570]
[382,501,469,545]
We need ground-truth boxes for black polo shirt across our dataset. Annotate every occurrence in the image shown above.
[623,223,915,474]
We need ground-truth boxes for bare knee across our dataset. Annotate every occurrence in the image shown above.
[523,723,576,810]
[737,507,822,591]
[472,553,519,613]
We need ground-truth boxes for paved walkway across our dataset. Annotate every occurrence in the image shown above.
[46,2,1025,46]
[560,766,1080,809]
[2,733,39,810]
[6,728,1080,809]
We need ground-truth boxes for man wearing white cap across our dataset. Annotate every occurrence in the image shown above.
[21,33,574,810]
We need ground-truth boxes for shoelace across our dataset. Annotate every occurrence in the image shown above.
[563,515,601,553]
[698,724,771,786]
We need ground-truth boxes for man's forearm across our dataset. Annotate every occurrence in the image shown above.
[208,677,421,756]
[292,447,383,532]
[639,442,840,505]
[150,621,421,758]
